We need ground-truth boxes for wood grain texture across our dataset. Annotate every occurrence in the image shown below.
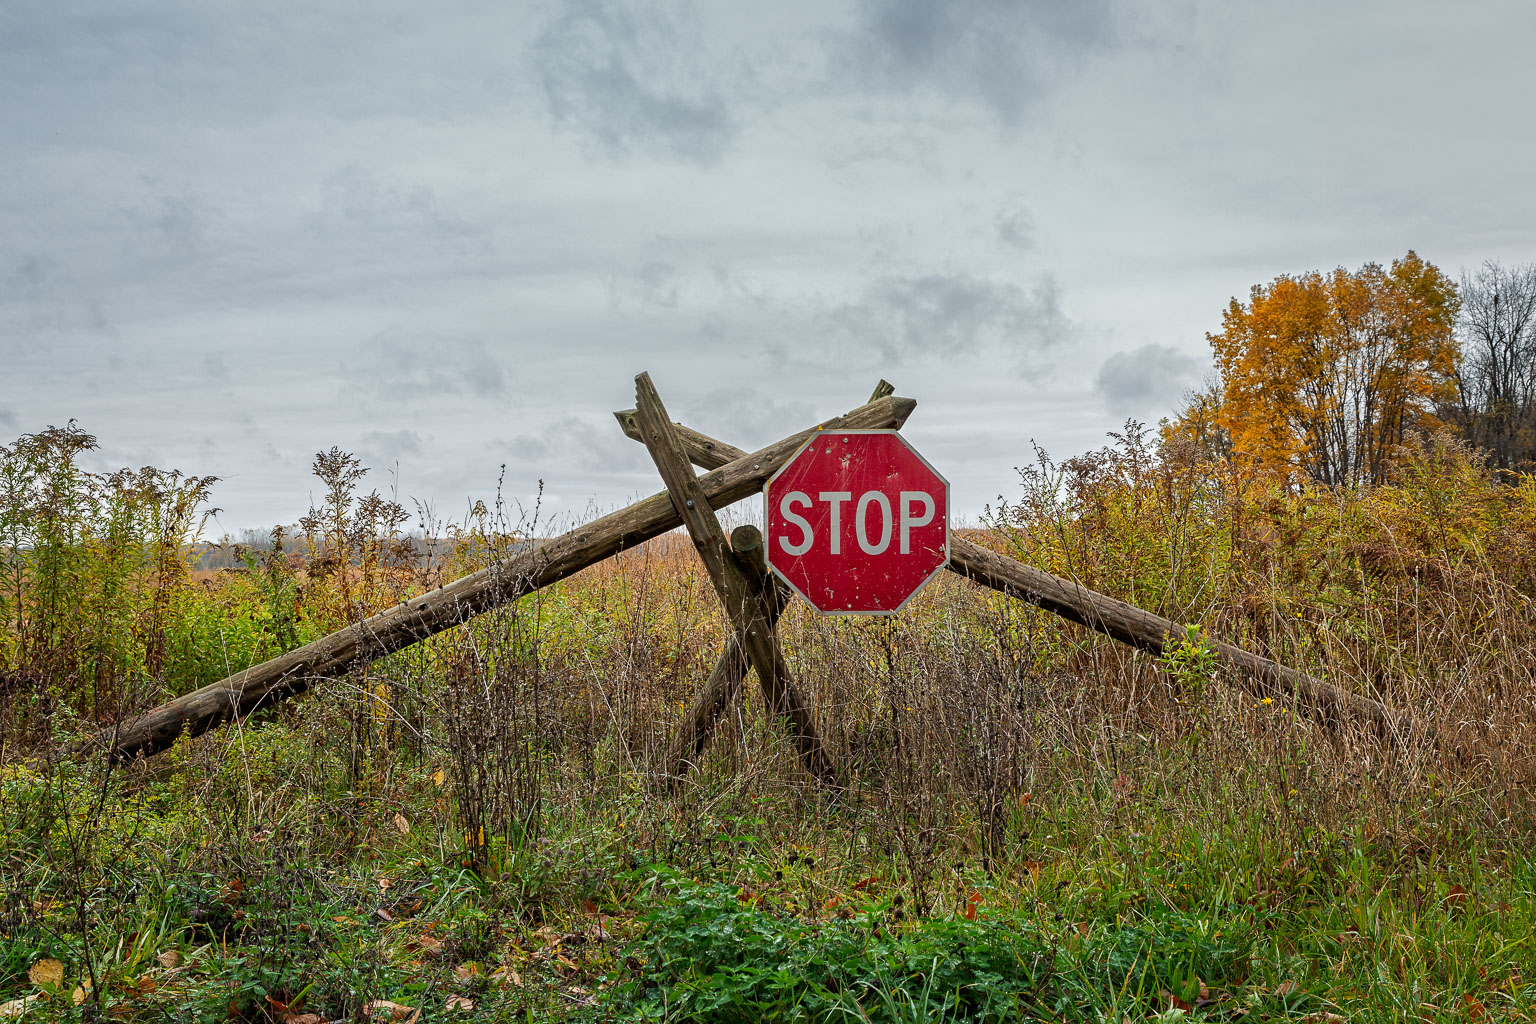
[655,380,896,783]
[633,373,833,784]
[98,389,917,761]
[664,526,794,781]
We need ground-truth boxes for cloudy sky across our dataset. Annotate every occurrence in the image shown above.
[3,0,1533,535]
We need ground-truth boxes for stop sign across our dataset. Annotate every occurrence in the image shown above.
[763,430,949,614]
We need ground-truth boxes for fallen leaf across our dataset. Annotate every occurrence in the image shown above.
[454,962,482,980]
[1160,989,1194,1012]
[156,950,180,969]
[219,877,244,904]
[489,965,524,989]
[850,876,876,892]
[445,995,474,1011]
[378,876,392,892]
[376,908,394,922]
[1464,994,1486,1020]
[284,1015,325,1024]
[0,995,41,1018]
[71,986,86,1007]
[581,898,598,916]
[364,999,420,1024]
[1275,980,1300,997]
[1446,884,1469,910]
[27,960,63,988]
[431,769,446,787]
[393,812,410,835]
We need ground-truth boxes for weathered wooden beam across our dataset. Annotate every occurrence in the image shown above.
[615,418,1486,764]
[648,379,898,782]
[613,380,905,452]
[666,525,793,780]
[96,388,917,761]
[633,373,834,784]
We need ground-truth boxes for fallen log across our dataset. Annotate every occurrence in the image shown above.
[615,417,1493,766]
[96,390,916,761]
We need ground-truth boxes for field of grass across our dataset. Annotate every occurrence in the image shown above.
[2,422,1535,1022]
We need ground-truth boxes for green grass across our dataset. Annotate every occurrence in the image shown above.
[2,742,1532,1022]
[4,430,1536,1021]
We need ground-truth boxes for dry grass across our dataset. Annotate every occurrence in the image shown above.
[3,427,1535,1019]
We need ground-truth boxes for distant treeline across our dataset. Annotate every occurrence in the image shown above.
[1169,255,1536,486]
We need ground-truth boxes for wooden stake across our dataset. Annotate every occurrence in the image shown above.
[642,379,898,781]
[633,373,834,784]
[666,525,793,781]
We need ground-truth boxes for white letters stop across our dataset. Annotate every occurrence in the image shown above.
[776,489,936,557]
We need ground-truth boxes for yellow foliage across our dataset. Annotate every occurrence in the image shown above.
[1179,251,1459,487]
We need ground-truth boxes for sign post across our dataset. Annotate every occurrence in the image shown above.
[764,429,949,615]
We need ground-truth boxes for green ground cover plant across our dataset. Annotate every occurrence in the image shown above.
[0,421,1533,1021]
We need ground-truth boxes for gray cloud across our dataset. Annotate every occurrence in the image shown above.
[994,203,1035,250]
[1094,344,1205,413]
[313,166,489,260]
[503,415,633,475]
[347,330,509,401]
[0,408,15,432]
[686,386,816,450]
[5,0,1534,534]
[842,0,1119,125]
[360,428,426,459]
[124,185,213,264]
[7,254,56,300]
[821,272,1072,370]
[608,259,684,309]
[531,0,738,164]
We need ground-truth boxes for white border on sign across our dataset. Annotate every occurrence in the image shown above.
[761,428,951,617]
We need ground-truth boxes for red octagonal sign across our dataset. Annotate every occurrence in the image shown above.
[764,430,949,615]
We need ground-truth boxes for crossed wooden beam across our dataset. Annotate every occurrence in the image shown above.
[617,376,901,785]
[92,374,1494,779]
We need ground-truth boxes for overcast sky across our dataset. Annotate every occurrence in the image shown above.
[3,0,1533,535]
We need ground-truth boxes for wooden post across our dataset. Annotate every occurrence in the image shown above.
[633,380,898,781]
[666,525,794,781]
[96,388,916,761]
[613,416,1485,764]
[633,373,835,784]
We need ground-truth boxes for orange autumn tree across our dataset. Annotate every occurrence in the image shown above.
[1178,251,1460,487]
